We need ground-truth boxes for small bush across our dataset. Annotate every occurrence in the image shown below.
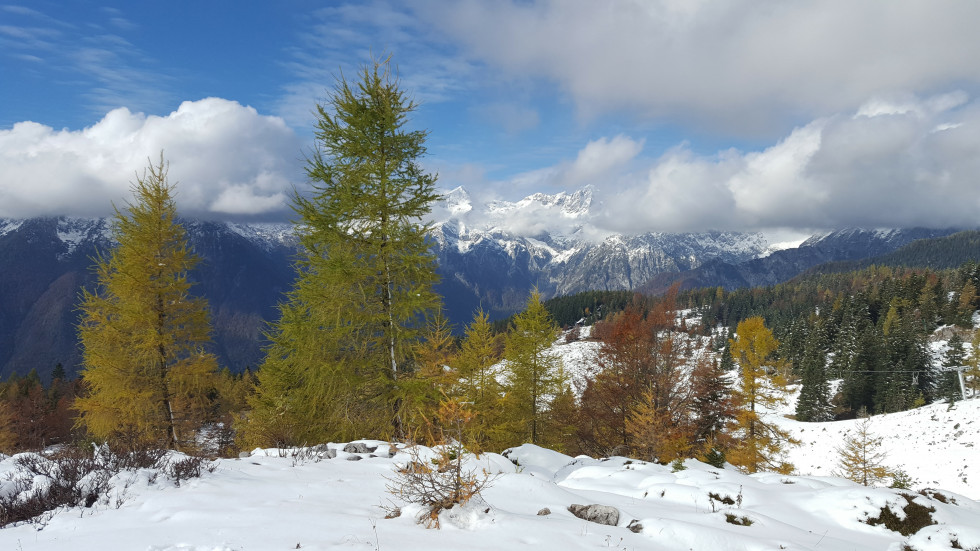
[918,488,956,505]
[0,445,216,528]
[164,455,216,487]
[708,492,735,505]
[725,513,753,526]
[0,448,111,528]
[386,399,495,528]
[386,444,494,528]
[865,493,936,536]
[889,468,917,490]
[704,448,726,469]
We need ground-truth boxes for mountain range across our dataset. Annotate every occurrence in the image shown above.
[0,188,964,380]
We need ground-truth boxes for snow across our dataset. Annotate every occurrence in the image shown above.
[3,423,979,550]
[0,219,24,238]
[779,399,980,499]
[225,222,295,249]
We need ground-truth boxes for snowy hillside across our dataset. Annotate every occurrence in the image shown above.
[2,425,978,551]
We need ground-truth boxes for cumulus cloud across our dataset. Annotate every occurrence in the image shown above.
[440,93,980,237]
[592,94,980,233]
[419,0,980,134]
[0,98,304,219]
[502,135,643,193]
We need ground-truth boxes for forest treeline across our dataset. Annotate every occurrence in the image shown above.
[1,59,978,479]
[687,263,980,418]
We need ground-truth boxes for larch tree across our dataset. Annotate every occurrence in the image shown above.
[242,57,440,446]
[501,290,566,447]
[76,157,218,451]
[835,417,893,487]
[727,316,796,474]
[965,330,980,397]
[455,310,504,451]
[580,299,658,456]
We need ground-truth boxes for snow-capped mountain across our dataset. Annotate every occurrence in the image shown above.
[430,187,769,317]
[0,191,964,380]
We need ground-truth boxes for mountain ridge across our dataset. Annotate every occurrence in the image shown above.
[1,189,966,380]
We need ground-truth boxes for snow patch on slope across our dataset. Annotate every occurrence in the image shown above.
[0,219,23,238]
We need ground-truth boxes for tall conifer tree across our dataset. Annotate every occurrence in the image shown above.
[243,57,440,445]
[76,157,218,450]
[456,310,505,450]
[795,320,833,422]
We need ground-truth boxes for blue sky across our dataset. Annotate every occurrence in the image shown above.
[3,1,980,239]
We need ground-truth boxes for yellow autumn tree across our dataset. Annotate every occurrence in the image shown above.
[966,330,980,397]
[726,316,796,473]
[400,310,459,443]
[76,156,219,451]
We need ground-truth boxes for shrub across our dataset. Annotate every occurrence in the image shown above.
[0,448,111,528]
[725,513,753,526]
[385,399,495,528]
[164,455,216,487]
[865,493,936,536]
[0,444,215,528]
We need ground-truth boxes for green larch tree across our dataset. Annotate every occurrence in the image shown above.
[76,157,219,450]
[501,290,566,447]
[242,57,440,446]
[965,330,980,397]
[455,310,505,451]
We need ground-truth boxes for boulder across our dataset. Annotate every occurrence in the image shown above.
[567,504,620,526]
[343,443,377,454]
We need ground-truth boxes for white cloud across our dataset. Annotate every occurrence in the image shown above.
[592,94,980,233]
[0,98,303,219]
[420,0,980,134]
[440,93,980,236]
[501,135,643,193]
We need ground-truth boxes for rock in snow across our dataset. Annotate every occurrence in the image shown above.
[567,504,620,526]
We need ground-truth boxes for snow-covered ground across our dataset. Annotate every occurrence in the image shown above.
[2,423,978,551]
[3,327,979,549]
[778,397,979,500]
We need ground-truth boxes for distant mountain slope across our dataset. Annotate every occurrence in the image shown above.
[797,230,980,277]
[3,190,966,380]
[0,217,297,381]
[639,227,961,294]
